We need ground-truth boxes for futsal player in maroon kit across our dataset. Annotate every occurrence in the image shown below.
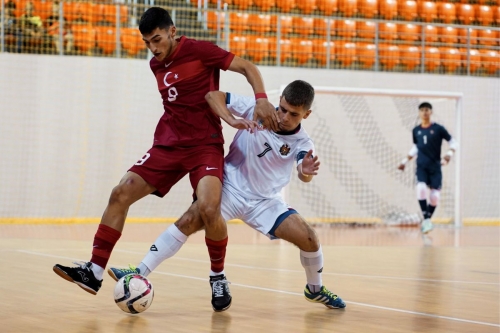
[53,7,278,312]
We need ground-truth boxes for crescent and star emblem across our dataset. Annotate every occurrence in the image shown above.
[163,72,179,87]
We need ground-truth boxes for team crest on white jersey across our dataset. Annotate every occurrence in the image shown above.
[279,144,291,156]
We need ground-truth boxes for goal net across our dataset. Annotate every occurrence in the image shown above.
[285,86,462,227]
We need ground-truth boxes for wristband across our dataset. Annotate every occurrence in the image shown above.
[255,93,268,100]
[446,150,454,157]
[401,157,409,165]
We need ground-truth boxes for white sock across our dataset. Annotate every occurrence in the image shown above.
[210,270,225,277]
[140,224,187,273]
[137,263,151,277]
[90,263,104,280]
[300,246,323,293]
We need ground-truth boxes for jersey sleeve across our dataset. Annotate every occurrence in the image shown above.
[296,140,315,165]
[195,40,235,70]
[440,125,452,141]
[226,92,256,120]
[412,128,417,144]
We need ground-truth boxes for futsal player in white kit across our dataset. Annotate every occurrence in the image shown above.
[109,80,346,309]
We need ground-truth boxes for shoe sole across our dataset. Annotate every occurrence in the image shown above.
[107,269,120,282]
[212,300,232,312]
[52,266,98,295]
[304,296,346,309]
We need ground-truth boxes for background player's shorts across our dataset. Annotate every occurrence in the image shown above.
[416,166,442,190]
[220,186,297,239]
[129,144,224,197]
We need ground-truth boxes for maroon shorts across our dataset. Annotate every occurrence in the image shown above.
[128,144,224,198]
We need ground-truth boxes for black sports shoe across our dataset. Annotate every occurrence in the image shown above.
[53,262,102,295]
[210,274,232,312]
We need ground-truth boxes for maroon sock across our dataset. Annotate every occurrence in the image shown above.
[90,224,121,269]
[205,236,228,274]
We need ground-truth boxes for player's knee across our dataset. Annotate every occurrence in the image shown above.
[429,189,440,206]
[304,225,320,252]
[175,211,204,236]
[108,185,132,207]
[197,203,220,225]
[416,182,428,200]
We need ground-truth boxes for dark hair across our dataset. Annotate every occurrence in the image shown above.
[139,7,174,35]
[282,80,315,110]
[419,102,432,110]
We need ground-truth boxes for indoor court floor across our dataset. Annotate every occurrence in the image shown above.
[0,223,498,333]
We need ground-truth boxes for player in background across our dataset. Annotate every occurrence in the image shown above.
[53,7,278,312]
[109,80,346,310]
[398,102,458,233]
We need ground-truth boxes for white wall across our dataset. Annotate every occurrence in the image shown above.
[0,53,498,221]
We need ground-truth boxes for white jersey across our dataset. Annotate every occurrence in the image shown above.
[223,93,315,200]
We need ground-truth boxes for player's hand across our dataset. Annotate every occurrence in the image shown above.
[254,99,280,132]
[228,118,259,133]
[398,163,406,171]
[301,150,320,176]
[441,155,451,166]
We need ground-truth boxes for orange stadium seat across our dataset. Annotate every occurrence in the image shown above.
[208,0,233,4]
[480,49,500,74]
[424,46,440,71]
[379,22,398,40]
[478,29,498,46]
[296,0,316,14]
[228,35,247,57]
[442,47,461,73]
[229,12,249,32]
[72,25,96,53]
[458,28,478,45]
[293,17,314,36]
[120,28,146,56]
[379,0,397,19]
[270,15,293,34]
[357,21,376,39]
[477,5,493,25]
[356,42,376,69]
[316,0,338,15]
[95,26,116,55]
[13,0,28,17]
[254,0,275,11]
[400,45,420,71]
[249,14,271,33]
[314,18,336,36]
[33,0,53,20]
[398,23,420,41]
[379,44,399,70]
[268,37,292,63]
[206,11,225,31]
[291,38,313,64]
[232,0,252,10]
[495,6,500,25]
[66,2,94,23]
[419,1,437,22]
[339,0,358,17]
[336,41,356,67]
[457,4,475,25]
[460,48,481,74]
[399,0,417,21]
[246,36,269,62]
[438,3,456,24]
[337,19,357,38]
[439,26,458,44]
[424,24,438,43]
[359,0,378,18]
[101,4,128,25]
[276,0,296,12]
[312,39,336,65]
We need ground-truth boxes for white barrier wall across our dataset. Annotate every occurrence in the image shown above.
[0,53,498,221]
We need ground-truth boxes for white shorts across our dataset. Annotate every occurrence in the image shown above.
[221,186,296,239]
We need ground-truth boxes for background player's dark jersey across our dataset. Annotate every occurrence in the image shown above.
[412,123,452,168]
[150,36,235,147]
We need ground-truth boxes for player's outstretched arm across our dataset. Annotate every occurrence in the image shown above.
[205,91,259,132]
[398,144,418,171]
[227,56,279,131]
[297,150,320,183]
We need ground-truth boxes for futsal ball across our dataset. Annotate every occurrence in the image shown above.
[113,274,154,314]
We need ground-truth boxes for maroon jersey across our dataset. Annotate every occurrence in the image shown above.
[150,36,235,147]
